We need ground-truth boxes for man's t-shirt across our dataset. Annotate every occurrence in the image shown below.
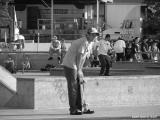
[97,39,111,55]
[62,37,93,69]
[113,39,126,53]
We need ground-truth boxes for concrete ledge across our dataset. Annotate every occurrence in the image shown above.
[50,67,144,76]
[3,75,160,109]
[34,76,160,109]
[50,62,160,76]
[0,66,17,108]
[4,78,34,109]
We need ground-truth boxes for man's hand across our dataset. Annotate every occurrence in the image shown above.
[77,70,85,84]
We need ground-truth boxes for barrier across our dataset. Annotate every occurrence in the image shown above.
[0,66,16,107]
[2,75,160,109]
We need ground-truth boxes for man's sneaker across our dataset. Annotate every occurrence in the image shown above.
[83,109,94,114]
[48,57,53,60]
[70,109,82,115]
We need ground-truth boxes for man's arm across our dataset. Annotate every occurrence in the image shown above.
[76,53,86,80]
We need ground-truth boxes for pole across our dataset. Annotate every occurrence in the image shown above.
[51,0,54,39]
[37,32,39,52]
[4,31,6,42]
[96,0,99,30]
[105,3,107,30]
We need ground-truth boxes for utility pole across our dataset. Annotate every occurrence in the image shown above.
[96,0,99,30]
[51,0,54,39]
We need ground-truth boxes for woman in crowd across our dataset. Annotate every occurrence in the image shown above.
[149,41,160,62]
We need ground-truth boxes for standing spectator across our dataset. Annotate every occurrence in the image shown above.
[125,41,134,62]
[149,41,160,62]
[96,34,112,76]
[157,40,160,50]
[141,37,149,61]
[60,39,67,63]
[133,37,143,62]
[62,27,98,115]
[48,36,61,64]
[113,38,126,61]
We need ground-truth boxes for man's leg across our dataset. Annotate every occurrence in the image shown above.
[104,55,111,76]
[63,66,82,115]
[48,49,53,60]
[98,54,106,75]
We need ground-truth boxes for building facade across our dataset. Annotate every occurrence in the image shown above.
[14,0,145,42]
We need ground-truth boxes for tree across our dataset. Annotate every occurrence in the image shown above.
[142,0,160,37]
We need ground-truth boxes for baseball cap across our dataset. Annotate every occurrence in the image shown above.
[52,36,57,40]
[87,27,99,35]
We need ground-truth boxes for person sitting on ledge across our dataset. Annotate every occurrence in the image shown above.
[48,36,61,64]
[4,55,16,73]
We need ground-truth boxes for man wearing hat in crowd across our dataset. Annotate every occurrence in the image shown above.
[48,36,61,64]
[62,27,99,115]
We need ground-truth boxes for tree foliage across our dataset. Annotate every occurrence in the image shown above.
[143,0,160,35]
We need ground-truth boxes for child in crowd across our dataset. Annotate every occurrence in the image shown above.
[125,42,134,62]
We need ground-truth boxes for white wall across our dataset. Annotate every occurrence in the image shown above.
[106,4,141,28]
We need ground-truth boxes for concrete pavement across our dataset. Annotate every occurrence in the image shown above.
[0,106,160,120]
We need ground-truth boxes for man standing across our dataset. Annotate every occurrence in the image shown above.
[97,34,112,76]
[113,37,126,61]
[62,27,99,115]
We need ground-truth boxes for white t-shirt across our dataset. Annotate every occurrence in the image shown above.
[50,40,61,50]
[62,37,93,69]
[113,39,126,53]
[97,39,111,55]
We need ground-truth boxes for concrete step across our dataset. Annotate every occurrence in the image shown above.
[50,61,160,76]
[50,67,144,76]
[3,75,160,110]
[1,52,160,71]
[0,66,17,108]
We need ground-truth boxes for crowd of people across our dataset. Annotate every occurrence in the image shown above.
[88,35,160,68]
[48,33,160,76]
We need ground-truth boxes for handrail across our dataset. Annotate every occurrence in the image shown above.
[0,51,49,54]
[0,51,160,54]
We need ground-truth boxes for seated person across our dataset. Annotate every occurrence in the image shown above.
[48,36,61,63]
[22,56,31,70]
[4,56,16,73]
[89,54,99,67]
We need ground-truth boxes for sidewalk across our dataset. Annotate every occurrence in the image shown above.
[0,106,160,120]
